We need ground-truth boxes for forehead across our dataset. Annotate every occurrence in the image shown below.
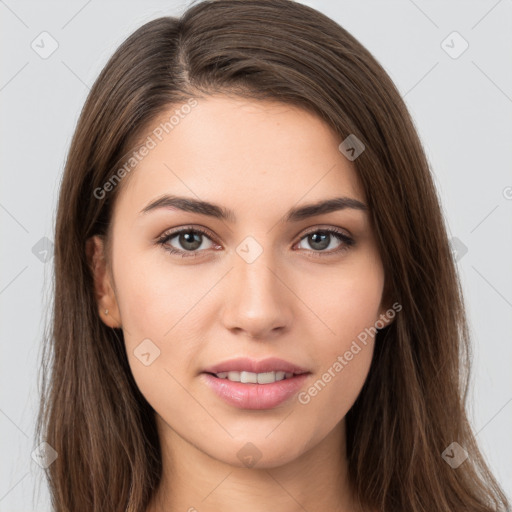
[114,95,366,219]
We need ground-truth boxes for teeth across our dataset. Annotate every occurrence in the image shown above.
[214,370,293,384]
[257,372,275,384]
[228,371,240,381]
[241,371,258,383]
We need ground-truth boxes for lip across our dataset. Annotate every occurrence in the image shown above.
[201,372,310,410]
[201,357,311,410]
[202,357,309,375]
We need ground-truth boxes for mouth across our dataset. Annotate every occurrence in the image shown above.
[205,370,302,384]
[202,356,309,377]
[201,357,311,410]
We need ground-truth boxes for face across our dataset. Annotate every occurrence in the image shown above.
[91,95,392,468]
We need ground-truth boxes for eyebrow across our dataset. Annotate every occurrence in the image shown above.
[140,194,368,223]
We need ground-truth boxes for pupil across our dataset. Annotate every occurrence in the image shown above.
[181,231,201,250]
[310,232,329,250]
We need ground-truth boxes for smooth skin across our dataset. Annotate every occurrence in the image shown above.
[88,95,392,512]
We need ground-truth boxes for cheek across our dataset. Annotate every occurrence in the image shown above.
[299,249,385,344]
[294,252,383,416]
[113,242,200,338]
[111,244,203,389]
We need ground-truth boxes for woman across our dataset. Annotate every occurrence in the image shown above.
[37,0,510,511]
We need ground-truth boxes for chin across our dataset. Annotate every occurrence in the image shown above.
[204,431,314,470]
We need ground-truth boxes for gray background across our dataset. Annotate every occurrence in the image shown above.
[1,0,511,510]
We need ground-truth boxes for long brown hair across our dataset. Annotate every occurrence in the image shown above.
[37,1,510,511]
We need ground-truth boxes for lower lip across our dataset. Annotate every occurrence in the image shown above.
[201,373,310,410]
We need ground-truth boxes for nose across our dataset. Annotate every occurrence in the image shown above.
[220,249,293,340]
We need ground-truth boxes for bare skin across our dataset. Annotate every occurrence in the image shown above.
[88,95,391,512]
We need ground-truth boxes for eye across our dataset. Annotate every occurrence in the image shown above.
[294,227,355,257]
[157,226,219,258]
[156,226,355,258]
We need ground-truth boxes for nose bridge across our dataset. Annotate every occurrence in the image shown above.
[233,238,282,306]
[221,236,291,337]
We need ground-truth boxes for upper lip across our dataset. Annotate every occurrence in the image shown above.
[202,357,309,375]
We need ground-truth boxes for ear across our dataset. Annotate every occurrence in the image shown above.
[376,303,396,330]
[376,282,399,330]
[86,235,121,328]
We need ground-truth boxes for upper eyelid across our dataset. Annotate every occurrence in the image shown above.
[158,225,217,243]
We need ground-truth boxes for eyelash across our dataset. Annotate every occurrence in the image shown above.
[156,225,355,259]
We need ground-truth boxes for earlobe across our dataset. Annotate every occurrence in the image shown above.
[85,235,121,328]
[376,297,397,330]
[375,278,398,329]
[376,306,395,330]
